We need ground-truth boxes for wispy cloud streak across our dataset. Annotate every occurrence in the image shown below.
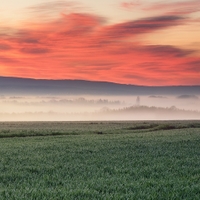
[144,0,200,15]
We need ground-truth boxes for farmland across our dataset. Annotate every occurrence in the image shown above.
[0,121,200,199]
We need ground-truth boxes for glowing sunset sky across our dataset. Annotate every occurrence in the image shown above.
[1,0,200,85]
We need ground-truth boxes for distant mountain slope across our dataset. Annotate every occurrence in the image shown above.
[0,76,200,95]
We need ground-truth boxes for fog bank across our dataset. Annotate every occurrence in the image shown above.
[0,95,200,121]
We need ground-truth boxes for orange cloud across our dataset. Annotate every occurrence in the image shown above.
[0,5,200,86]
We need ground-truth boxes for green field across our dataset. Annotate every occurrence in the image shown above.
[0,121,200,199]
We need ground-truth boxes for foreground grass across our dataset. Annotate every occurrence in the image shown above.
[0,121,200,199]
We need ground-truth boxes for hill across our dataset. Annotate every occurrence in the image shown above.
[0,76,200,95]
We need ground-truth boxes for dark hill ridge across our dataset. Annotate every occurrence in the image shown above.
[0,76,200,95]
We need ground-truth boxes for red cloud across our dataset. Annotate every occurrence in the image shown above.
[0,10,199,86]
[100,16,184,40]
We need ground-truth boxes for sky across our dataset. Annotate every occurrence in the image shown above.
[1,0,200,86]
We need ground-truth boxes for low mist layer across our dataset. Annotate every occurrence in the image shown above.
[0,95,200,121]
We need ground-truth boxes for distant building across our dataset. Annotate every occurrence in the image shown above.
[136,96,140,106]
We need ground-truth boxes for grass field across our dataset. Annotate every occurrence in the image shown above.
[0,121,200,199]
